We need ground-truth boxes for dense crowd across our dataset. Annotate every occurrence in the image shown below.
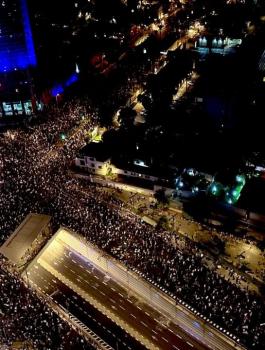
[0,99,264,350]
[0,264,94,350]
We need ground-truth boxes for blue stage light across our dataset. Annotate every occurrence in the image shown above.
[0,0,36,73]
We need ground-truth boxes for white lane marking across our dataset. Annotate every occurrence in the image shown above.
[187,342,194,347]
[162,337,168,343]
[131,314,137,319]
[177,334,182,339]
[99,291,105,296]
[110,298,116,304]
[111,287,115,292]
[173,346,180,350]
[94,276,99,280]
[118,293,123,297]
[152,330,158,334]
[141,321,148,328]
[137,305,141,310]
[145,312,150,317]
[120,305,126,311]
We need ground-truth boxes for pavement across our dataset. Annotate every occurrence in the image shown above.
[112,191,265,295]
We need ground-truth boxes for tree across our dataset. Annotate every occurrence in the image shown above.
[118,107,137,129]
[154,189,169,206]
[157,215,170,230]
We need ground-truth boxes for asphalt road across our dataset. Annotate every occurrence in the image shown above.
[27,263,143,350]
[25,237,208,350]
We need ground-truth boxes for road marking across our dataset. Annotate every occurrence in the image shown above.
[162,337,168,343]
[131,314,137,319]
[94,276,99,280]
[177,334,182,339]
[173,346,180,350]
[145,311,150,317]
[118,293,123,297]
[99,291,105,296]
[187,342,194,347]
[120,305,126,311]
[111,287,115,292]
[152,330,158,334]
[141,321,148,327]
[110,298,116,304]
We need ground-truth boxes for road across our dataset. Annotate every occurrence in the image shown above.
[26,263,143,350]
[24,236,209,350]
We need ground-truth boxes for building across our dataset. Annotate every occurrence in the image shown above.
[0,0,38,118]
[75,142,167,184]
[0,213,52,268]
[75,142,112,176]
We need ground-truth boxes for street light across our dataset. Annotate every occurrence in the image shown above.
[60,133,66,141]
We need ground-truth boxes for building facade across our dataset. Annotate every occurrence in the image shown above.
[75,143,160,182]
[0,0,37,117]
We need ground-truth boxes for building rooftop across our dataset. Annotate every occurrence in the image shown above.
[0,213,51,266]
[78,142,111,162]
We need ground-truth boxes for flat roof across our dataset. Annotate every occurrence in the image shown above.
[0,213,51,265]
[78,142,110,162]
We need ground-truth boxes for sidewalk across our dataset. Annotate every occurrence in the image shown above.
[113,190,265,295]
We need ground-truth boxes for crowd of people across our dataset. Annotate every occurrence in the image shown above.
[0,263,94,350]
[0,98,264,350]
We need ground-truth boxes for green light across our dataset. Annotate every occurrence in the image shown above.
[236,175,245,184]
[211,183,221,196]
[60,133,66,141]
